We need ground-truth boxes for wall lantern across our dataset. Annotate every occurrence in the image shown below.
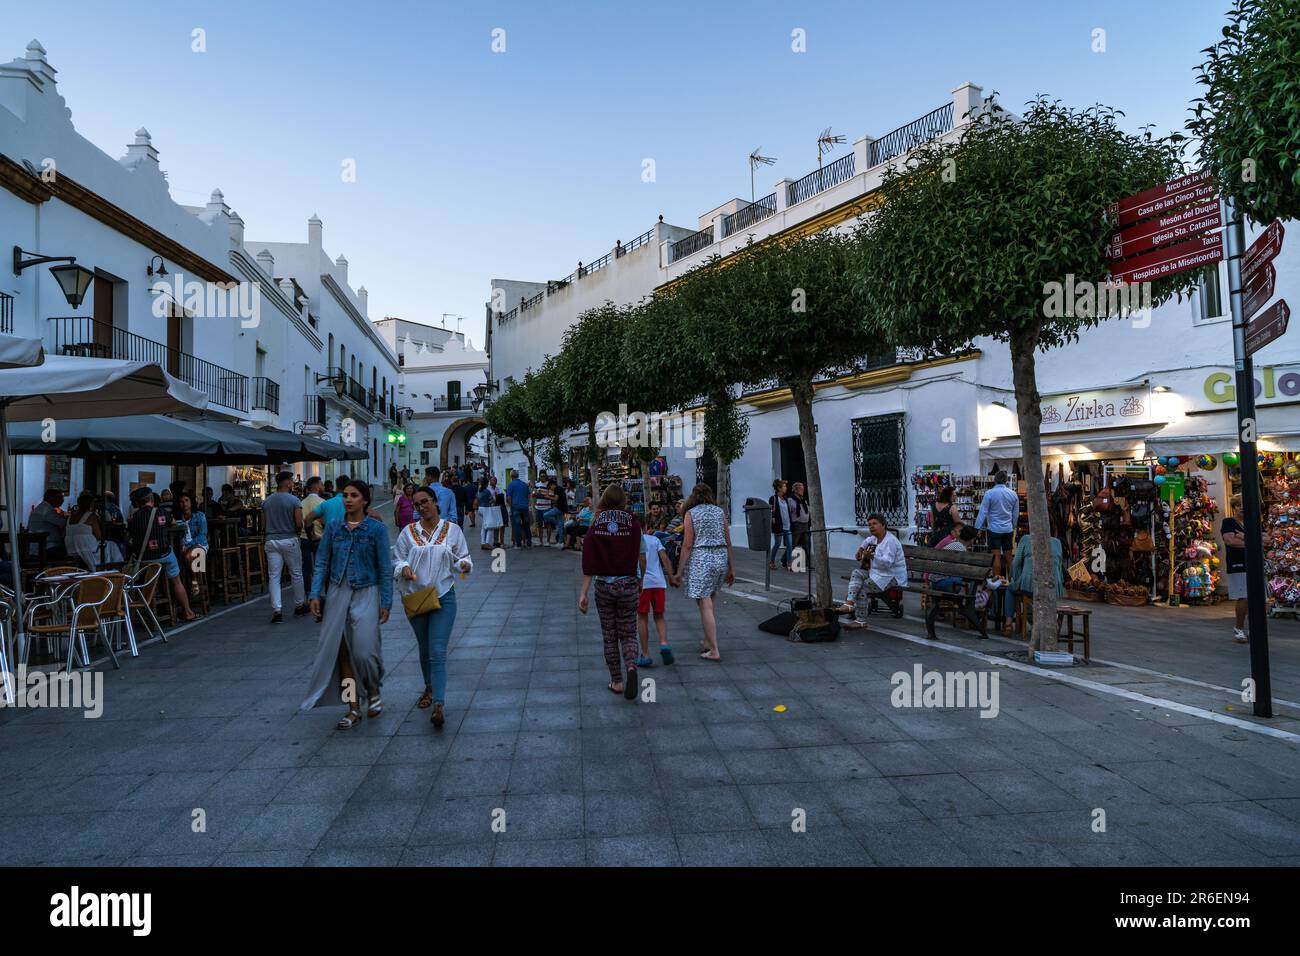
[13,247,96,309]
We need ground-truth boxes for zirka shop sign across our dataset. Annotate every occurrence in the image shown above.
[1039,386,1152,433]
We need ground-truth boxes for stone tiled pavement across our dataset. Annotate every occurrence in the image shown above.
[2,535,1299,867]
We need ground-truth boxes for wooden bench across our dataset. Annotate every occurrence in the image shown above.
[900,544,994,640]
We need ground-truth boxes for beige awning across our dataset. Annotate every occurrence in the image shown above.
[1144,406,1300,456]
[980,423,1154,461]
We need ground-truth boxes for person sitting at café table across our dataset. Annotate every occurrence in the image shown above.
[127,486,199,623]
[217,483,242,516]
[564,497,594,550]
[175,491,209,597]
[102,490,124,524]
[64,492,105,570]
[28,488,69,559]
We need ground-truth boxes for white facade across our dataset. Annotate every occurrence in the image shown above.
[373,317,487,475]
[482,76,1300,559]
[0,39,399,518]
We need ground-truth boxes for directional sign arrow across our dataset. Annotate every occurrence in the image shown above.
[1245,299,1290,358]
[1242,262,1276,323]
[1109,229,1223,284]
[1242,219,1284,284]
[1107,200,1221,261]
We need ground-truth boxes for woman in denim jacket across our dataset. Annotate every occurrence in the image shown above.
[301,480,394,729]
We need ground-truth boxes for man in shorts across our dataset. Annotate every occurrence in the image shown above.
[127,486,199,623]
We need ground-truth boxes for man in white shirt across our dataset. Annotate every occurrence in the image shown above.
[842,514,907,629]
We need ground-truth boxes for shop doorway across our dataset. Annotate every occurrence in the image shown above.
[776,436,807,490]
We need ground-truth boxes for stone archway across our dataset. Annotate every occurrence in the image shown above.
[440,416,488,472]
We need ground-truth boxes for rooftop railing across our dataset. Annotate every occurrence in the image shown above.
[722,193,777,238]
[619,228,654,256]
[669,225,715,263]
[787,152,857,207]
[521,290,546,312]
[869,102,955,168]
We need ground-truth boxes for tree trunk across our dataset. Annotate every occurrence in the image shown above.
[791,379,832,607]
[1008,326,1058,653]
[715,454,730,524]
[586,418,601,500]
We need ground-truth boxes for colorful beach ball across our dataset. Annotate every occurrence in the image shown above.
[1196,454,1217,470]
[1224,452,1241,466]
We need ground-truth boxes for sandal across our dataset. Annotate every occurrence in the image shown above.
[607,680,624,695]
[367,697,383,718]
[417,688,433,709]
[431,703,445,728]
[700,651,721,662]
[337,708,362,730]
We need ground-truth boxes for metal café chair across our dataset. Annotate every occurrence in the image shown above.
[97,571,137,659]
[24,575,117,672]
[0,590,14,705]
[125,562,167,644]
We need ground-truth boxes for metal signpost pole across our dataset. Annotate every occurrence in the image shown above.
[1222,194,1272,718]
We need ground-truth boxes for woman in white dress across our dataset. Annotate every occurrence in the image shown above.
[64,492,103,570]
[669,483,734,661]
[477,477,504,550]
[393,486,472,728]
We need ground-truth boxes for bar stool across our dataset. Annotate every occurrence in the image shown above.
[239,537,267,596]
[210,520,246,605]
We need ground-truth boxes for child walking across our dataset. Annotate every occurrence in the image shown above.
[636,531,675,667]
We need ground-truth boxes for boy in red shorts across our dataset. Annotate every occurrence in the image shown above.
[636,531,675,666]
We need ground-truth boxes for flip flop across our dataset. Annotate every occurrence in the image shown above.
[700,651,721,662]
[607,681,623,694]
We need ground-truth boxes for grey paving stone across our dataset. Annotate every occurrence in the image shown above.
[493,838,586,867]
[654,752,733,788]
[134,805,262,857]
[889,773,1006,819]
[763,825,874,866]
[583,790,672,837]
[352,763,439,803]
[431,757,513,797]
[228,803,343,851]
[582,754,657,792]
[663,785,758,833]
[410,794,503,845]
[319,800,422,848]
[214,849,311,866]
[272,765,369,805]
[823,777,924,826]
[587,835,681,866]
[965,768,1088,813]
[113,770,227,809]
[851,820,976,866]
[508,756,583,794]
[676,830,775,866]
[499,793,584,841]
[307,846,403,866]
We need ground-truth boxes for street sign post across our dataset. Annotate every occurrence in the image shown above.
[1221,195,1274,719]
[1242,262,1277,322]
[1244,298,1290,357]
[1242,219,1284,283]
[1106,200,1221,261]
[1108,229,1222,284]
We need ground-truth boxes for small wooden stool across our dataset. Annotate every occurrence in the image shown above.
[1056,605,1092,661]
[1014,592,1033,638]
[213,545,246,604]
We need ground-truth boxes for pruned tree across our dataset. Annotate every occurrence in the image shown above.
[853,96,1198,651]
[1190,0,1300,223]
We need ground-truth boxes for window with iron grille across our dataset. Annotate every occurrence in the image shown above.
[851,413,907,528]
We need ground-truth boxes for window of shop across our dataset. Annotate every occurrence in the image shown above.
[851,413,907,528]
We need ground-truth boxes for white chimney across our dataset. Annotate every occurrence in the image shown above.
[335,254,348,285]
[227,211,245,245]
[357,285,368,316]
[256,249,275,280]
[278,277,297,307]
[307,213,323,249]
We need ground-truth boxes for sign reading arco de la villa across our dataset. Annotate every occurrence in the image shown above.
[1202,363,1300,405]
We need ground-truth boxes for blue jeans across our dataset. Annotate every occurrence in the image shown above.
[769,530,791,567]
[511,506,532,545]
[410,587,457,703]
[542,507,563,529]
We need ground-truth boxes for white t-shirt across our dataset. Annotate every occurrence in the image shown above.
[641,533,668,589]
[866,531,907,589]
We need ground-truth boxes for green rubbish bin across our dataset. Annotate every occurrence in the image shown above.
[744,498,769,552]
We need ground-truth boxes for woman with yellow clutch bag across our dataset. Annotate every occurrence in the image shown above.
[393,486,472,728]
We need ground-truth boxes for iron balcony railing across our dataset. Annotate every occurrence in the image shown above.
[251,377,280,415]
[497,307,519,325]
[618,228,654,256]
[581,251,612,277]
[429,395,464,412]
[722,193,777,238]
[669,225,715,263]
[304,394,326,427]
[521,290,545,312]
[787,152,857,207]
[740,348,928,397]
[1,291,12,334]
[323,367,374,413]
[47,316,248,411]
[869,102,955,168]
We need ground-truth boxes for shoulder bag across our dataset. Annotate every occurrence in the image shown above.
[401,521,451,618]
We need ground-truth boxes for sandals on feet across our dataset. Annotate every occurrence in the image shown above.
[607,680,624,695]
[699,651,721,662]
[337,708,362,730]
[417,688,433,709]
[367,697,383,718]
[430,703,445,728]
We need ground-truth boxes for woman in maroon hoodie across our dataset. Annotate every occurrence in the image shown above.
[578,484,643,700]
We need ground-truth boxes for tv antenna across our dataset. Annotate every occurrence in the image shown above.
[817,127,846,167]
[748,147,776,202]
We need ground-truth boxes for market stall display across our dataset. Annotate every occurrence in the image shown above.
[1262,454,1300,617]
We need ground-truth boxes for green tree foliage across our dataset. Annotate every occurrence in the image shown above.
[853,96,1197,649]
[1190,0,1300,223]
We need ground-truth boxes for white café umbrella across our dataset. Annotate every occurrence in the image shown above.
[0,333,45,371]
[0,356,208,680]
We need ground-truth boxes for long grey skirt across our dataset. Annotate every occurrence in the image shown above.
[300,580,384,710]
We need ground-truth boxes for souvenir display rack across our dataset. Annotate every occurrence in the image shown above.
[909,471,995,543]
[1261,453,1300,617]
[1156,471,1221,605]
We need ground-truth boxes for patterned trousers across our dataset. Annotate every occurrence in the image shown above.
[594,578,640,682]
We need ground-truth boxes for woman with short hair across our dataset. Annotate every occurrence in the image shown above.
[670,483,734,661]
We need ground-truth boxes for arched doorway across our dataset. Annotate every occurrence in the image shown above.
[440,416,488,472]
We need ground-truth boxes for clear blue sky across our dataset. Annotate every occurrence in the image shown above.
[3,0,1232,346]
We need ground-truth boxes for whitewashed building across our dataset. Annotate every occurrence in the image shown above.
[484,79,1300,559]
[0,39,399,519]
[373,317,487,475]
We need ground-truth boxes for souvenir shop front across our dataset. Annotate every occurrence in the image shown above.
[1146,402,1300,618]
[978,384,1165,607]
[570,446,687,528]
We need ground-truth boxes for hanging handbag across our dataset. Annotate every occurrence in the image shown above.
[1093,483,1115,514]
[1131,529,1156,553]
